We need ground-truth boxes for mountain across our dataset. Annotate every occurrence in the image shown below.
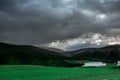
[70,45,120,63]
[0,42,120,66]
[0,42,72,66]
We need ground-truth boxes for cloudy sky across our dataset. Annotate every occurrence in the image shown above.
[0,0,120,50]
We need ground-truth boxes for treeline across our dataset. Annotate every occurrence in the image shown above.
[72,48,120,63]
[1,42,120,66]
[0,43,81,67]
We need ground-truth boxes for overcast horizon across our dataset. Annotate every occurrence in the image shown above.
[0,0,120,50]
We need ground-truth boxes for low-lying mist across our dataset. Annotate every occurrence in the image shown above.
[44,33,120,51]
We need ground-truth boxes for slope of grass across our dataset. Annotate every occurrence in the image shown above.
[0,65,120,80]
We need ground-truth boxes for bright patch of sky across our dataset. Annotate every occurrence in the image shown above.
[44,33,120,51]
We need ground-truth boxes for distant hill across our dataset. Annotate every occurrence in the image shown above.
[70,45,120,63]
[0,42,73,66]
[0,42,70,59]
[0,42,120,66]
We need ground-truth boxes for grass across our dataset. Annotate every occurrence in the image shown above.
[0,65,120,80]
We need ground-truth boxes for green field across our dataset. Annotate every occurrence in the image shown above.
[0,65,120,80]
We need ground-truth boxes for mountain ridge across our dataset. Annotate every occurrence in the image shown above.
[0,42,120,65]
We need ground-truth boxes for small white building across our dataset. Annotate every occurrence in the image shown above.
[82,62,106,67]
[117,61,120,66]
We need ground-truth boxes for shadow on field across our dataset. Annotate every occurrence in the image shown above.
[111,66,120,69]
[1,59,84,67]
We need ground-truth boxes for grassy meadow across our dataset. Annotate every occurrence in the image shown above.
[0,65,120,80]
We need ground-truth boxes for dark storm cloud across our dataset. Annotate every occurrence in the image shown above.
[0,0,120,45]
